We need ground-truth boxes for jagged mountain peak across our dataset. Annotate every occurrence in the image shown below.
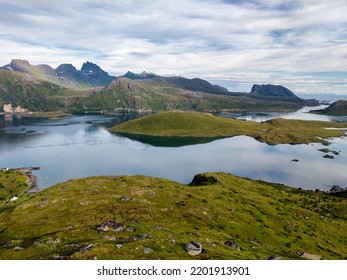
[1,59,116,89]
[81,61,105,74]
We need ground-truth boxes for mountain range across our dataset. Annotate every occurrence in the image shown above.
[0,59,319,113]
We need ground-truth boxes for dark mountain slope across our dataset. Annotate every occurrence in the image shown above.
[310,100,347,115]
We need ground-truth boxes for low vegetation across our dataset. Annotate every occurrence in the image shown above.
[109,111,347,145]
[0,170,346,260]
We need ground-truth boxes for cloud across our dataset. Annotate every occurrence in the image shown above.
[0,0,346,94]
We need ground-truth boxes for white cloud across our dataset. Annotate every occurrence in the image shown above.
[0,0,346,94]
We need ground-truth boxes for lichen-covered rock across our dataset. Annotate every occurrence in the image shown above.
[97,221,125,233]
[185,241,202,255]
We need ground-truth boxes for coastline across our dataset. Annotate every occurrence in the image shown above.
[0,167,40,193]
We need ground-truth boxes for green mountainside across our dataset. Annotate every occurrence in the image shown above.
[0,170,346,260]
[109,111,347,145]
[0,59,319,113]
[0,70,77,111]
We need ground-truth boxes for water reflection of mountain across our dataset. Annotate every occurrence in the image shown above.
[115,132,222,147]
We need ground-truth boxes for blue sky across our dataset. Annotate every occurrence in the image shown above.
[0,0,346,94]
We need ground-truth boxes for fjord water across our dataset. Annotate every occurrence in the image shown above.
[0,106,347,191]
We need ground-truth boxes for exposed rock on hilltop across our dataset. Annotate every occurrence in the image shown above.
[310,100,347,115]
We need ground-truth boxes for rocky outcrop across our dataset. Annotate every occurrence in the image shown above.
[300,252,321,260]
[97,221,126,233]
[185,241,202,256]
[189,174,219,186]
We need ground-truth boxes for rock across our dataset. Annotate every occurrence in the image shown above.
[224,240,241,251]
[47,238,61,243]
[128,236,137,242]
[13,246,25,251]
[267,256,281,260]
[189,174,219,186]
[300,252,321,260]
[144,247,151,254]
[185,241,202,256]
[103,235,117,241]
[97,221,125,233]
[120,196,131,201]
[139,234,152,240]
[81,243,98,253]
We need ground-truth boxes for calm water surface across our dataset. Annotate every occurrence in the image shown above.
[1,106,347,191]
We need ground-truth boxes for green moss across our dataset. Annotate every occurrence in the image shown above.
[0,172,346,260]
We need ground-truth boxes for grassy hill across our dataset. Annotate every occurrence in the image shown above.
[109,111,347,145]
[0,170,346,260]
[0,70,80,112]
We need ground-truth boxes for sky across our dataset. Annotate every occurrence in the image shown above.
[0,0,346,94]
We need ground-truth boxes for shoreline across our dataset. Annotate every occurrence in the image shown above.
[0,167,40,193]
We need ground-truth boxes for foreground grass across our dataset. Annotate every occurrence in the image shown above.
[0,171,346,260]
[109,111,347,145]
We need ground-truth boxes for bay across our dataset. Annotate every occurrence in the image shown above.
[0,107,347,191]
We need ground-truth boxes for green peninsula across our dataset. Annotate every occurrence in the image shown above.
[109,111,347,145]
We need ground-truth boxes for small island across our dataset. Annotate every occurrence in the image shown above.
[109,111,347,145]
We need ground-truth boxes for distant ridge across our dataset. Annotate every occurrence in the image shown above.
[1,59,116,89]
[0,59,319,113]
